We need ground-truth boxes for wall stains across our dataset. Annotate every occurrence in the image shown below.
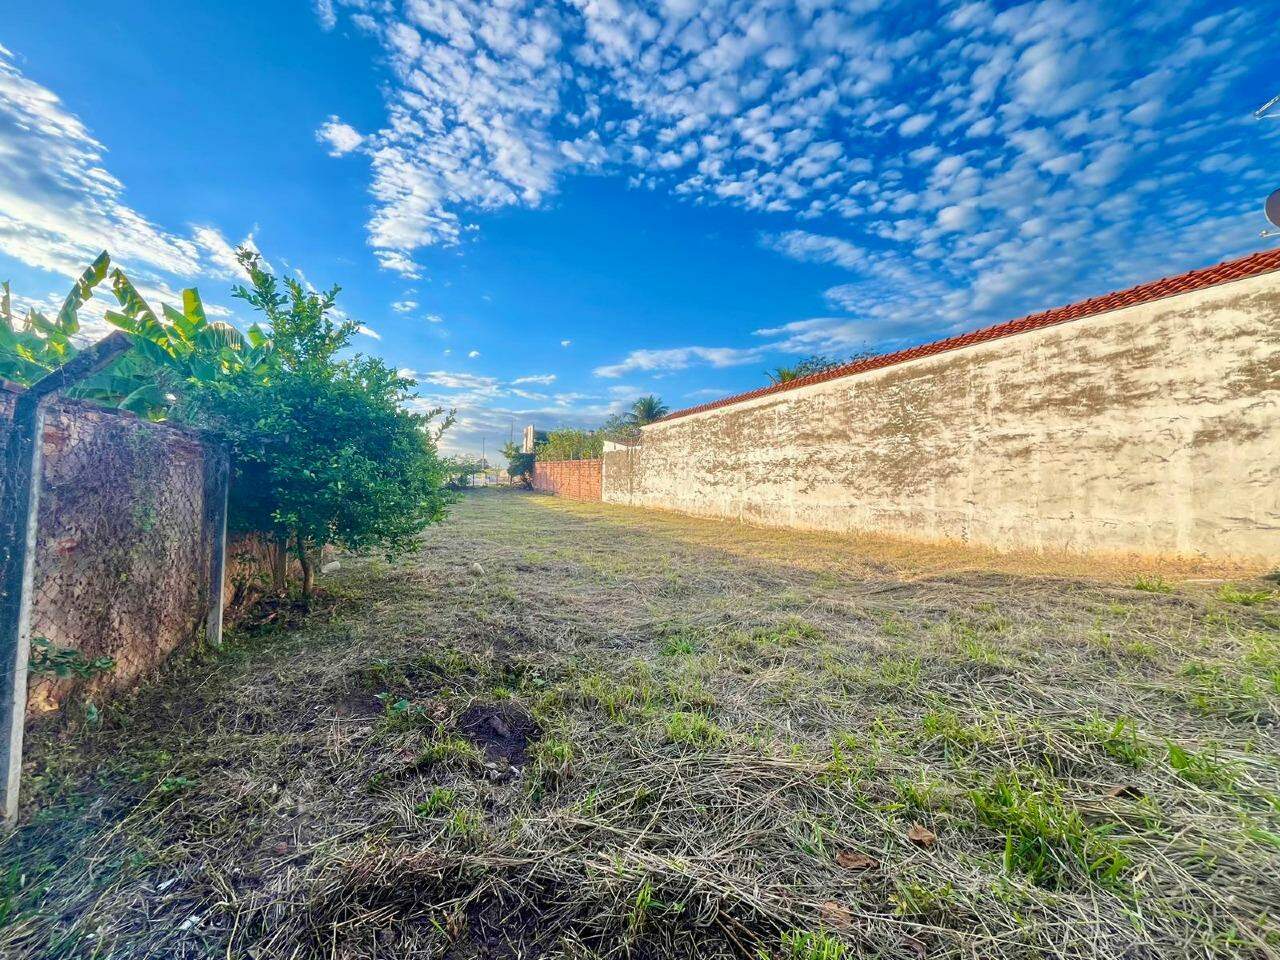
[603,272,1280,563]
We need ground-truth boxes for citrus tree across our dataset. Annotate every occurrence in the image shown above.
[191,250,454,598]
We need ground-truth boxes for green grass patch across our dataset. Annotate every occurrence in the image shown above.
[663,710,724,746]
[1217,584,1275,607]
[781,929,848,960]
[972,772,1131,891]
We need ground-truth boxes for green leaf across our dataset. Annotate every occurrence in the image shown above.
[56,250,110,335]
[119,382,166,414]
[162,303,198,345]
[183,288,207,327]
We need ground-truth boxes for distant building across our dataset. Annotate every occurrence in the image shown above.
[521,424,548,454]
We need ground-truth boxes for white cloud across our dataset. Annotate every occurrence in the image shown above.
[560,339,572,347]
[420,370,499,391]
[0,45,201,283]
[316,0,1269,340]
[357,324,381,339]
[425,313,444,323]
[191,225,263,279]
[467,349,480,358]
[594,345,764,379]
[512,373,556,385]
[761,230,866,270]
[317,116,365,157]
[314,0,337,30]
[391,299,417,312]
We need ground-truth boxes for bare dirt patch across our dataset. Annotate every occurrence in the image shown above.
[457,702,540,768]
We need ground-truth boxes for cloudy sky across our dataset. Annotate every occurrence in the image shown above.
[2,1,1276,457]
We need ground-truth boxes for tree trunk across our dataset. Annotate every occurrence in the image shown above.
[297,536,315,603]
[270,531,289,595]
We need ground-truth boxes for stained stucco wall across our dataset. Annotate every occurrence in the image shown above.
[602,271,1280,564]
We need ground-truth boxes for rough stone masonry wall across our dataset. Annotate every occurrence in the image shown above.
[603,270,1280,564]
[1,386,222,712]
[532,459,603,501]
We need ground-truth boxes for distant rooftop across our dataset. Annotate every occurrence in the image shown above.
[657,246,1280,425]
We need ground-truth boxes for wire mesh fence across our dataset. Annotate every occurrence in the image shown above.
[21,395,226,711]
[1,372,227,820]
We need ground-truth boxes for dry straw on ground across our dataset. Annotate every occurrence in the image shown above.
[2,489,1278,959]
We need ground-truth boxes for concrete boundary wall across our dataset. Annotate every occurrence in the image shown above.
[602,268,1280,564]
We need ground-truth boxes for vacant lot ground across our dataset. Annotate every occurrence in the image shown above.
[3,489,1279,959]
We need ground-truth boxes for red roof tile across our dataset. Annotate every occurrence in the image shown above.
[655,246,1280,425]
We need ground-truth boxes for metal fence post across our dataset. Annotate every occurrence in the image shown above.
[0,333,132,825]
[204,445,230,648]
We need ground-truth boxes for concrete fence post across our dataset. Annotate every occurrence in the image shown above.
[0,333,132,826]
[203,445,230,649]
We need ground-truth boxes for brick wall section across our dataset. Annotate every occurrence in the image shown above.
[603,259,1280,564]
[1,385,222,712]
[532,459,603,501]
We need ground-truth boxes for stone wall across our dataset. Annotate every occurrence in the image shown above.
[532,459,603,501]
[1,385,225,711]
[603,266,1280,565]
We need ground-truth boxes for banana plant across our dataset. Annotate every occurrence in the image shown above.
[0,253,110,384]
[100,269,274,417]
[1,252,273,419]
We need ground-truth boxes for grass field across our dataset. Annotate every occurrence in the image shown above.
[3,488,1279,959]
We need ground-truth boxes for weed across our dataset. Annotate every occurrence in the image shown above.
[877,655,921,689]
[577,673,654,720]
[663,710,724,746]
[1075,716,1149,767]
[417,736,484,768]
[893,878,957,917]
[1217,584,1275,607]
[627,880,681,935]
[414,787,456,817]
[533,736,575,781]
[658,630,702,656]
[157,775,196,793]
[445,807,486,842]
[1133,575,1173,594]
[1165,741,1239,791]
[921,708,997,755]
[28,637,115,680]
[754,619,824,645]
[893,773,949,813]
[972,772,1130,890]
[781,929,847,960]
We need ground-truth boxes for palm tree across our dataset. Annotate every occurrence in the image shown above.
[629,394,669,425]
[766,365,803,385]
[765,354,852,386]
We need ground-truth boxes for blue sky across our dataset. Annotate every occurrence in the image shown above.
[2,0,1276,458]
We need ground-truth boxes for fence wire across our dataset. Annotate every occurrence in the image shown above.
[1,388,226,712]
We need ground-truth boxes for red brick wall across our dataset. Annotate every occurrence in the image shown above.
[532,459,602,501]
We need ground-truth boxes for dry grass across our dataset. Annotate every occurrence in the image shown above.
[2,488,1278,959]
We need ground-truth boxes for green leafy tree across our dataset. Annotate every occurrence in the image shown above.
[598,412,640,444]
[765,353,875,386]
[190,250,454,598]
[766,355,844,385]
[443,455,489,488]
[536,428,604,461]
[629,395,669,425]
[502,440,535,485]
